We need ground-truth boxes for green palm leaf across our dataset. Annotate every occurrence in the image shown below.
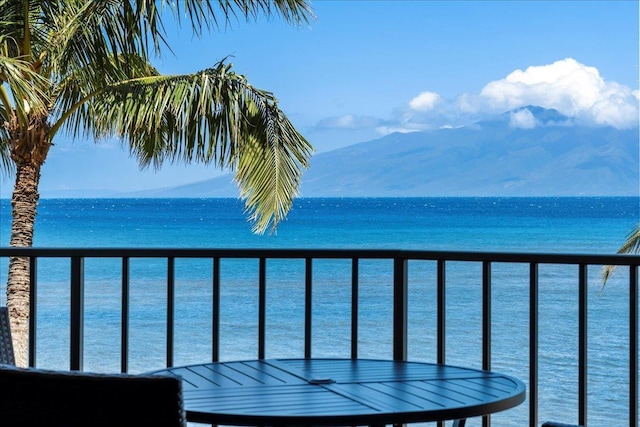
[68,60,312,233]
[0,46,49,124]
[601,224,640,286]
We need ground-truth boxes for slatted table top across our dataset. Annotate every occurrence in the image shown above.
[151,358,526,426]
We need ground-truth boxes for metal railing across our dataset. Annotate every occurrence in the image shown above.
[0,247,638,427]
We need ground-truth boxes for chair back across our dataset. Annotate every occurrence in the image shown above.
[0,365,186,427]
[0,307,15,365]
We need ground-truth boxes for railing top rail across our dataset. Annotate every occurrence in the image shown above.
[1,247,639,266]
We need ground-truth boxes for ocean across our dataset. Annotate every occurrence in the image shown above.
[0,196,638,426]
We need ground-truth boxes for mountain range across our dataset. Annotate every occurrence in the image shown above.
[54,106,640,198]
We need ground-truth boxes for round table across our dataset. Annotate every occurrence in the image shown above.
[151,358,526,426]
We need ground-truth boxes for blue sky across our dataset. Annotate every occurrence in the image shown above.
[1,0,638,197]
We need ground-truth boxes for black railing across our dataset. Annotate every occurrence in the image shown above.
[0,247,638,427]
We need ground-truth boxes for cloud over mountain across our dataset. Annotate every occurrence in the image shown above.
[409,91,442,111]
[464,58,639,129]
[509,109,537,129]
[323,58,639,138]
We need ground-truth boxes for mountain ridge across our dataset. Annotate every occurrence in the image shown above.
[39,106,640,198]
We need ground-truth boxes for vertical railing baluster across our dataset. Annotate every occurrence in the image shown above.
[529,262,539,427]
[258,257,266,359]
[393,255,408,361]
[578,263,588,426]
[482,260,492,427]
[70,256,84,371]
[28,256,37,368]
[437,259,446,364]
[351,257,359,359]
[630,264,638,427]
[166,257,175,368]
[437,259,446,427]
[304,257,313,358]
[121,257,130,373]
[212,257,220,362]
[482,260,492,370]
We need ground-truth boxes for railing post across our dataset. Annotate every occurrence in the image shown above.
[305,257,313,358]
[121,257,130,373]
[437,259,446,365]
[28,257,37,368]
[393,255,408,361]
[630,264,638,427]
[437,259,446,427]
[212,257,220,363]
[167,257,175,368]
[482,261,492,427]
[578,263,588,426]
[482,261,492,371]
[529,262,539,427]
[70,256,84,371]
[351,258,359,359]
[258,257,266,359]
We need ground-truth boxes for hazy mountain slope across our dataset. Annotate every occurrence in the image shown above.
[298,109,637,196]
[113,107,639,198]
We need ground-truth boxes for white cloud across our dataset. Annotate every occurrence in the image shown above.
[314,114,382,130]
[375,125,423,136]
[509,109,537,129]
[409,91,442,111]
[459,58,639,129]
[315,58,638,137]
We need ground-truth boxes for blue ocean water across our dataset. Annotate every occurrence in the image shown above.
[0,197,638,426]
[2,197,637,251]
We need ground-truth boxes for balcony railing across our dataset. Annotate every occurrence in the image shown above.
[0,247,637,427]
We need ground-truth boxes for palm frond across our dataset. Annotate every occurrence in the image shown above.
[51,52,160,139]
[235,100,309,233]
[0,0,60,70]
[172,0,315,35]
[69,60,312,233]
[0,136,13,179]
[0,95,12,177]
[600,223,640,286]
[45,0,314,82]
[0,42,49,123]
[43,1,164,82]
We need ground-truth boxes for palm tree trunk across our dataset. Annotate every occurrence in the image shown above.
[6,114,50,368]
[7,163,42,367]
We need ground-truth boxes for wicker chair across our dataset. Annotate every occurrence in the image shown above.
[0,364,186,427]
[0,307,15,365]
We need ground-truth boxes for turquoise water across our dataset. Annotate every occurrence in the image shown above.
[2,197,636,251]
[0,197,638,426]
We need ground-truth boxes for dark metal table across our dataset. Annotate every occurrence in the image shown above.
[150,358,526,427]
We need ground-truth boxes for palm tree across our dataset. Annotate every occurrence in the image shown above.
[601,224,640,285]
[0,0,314,367]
